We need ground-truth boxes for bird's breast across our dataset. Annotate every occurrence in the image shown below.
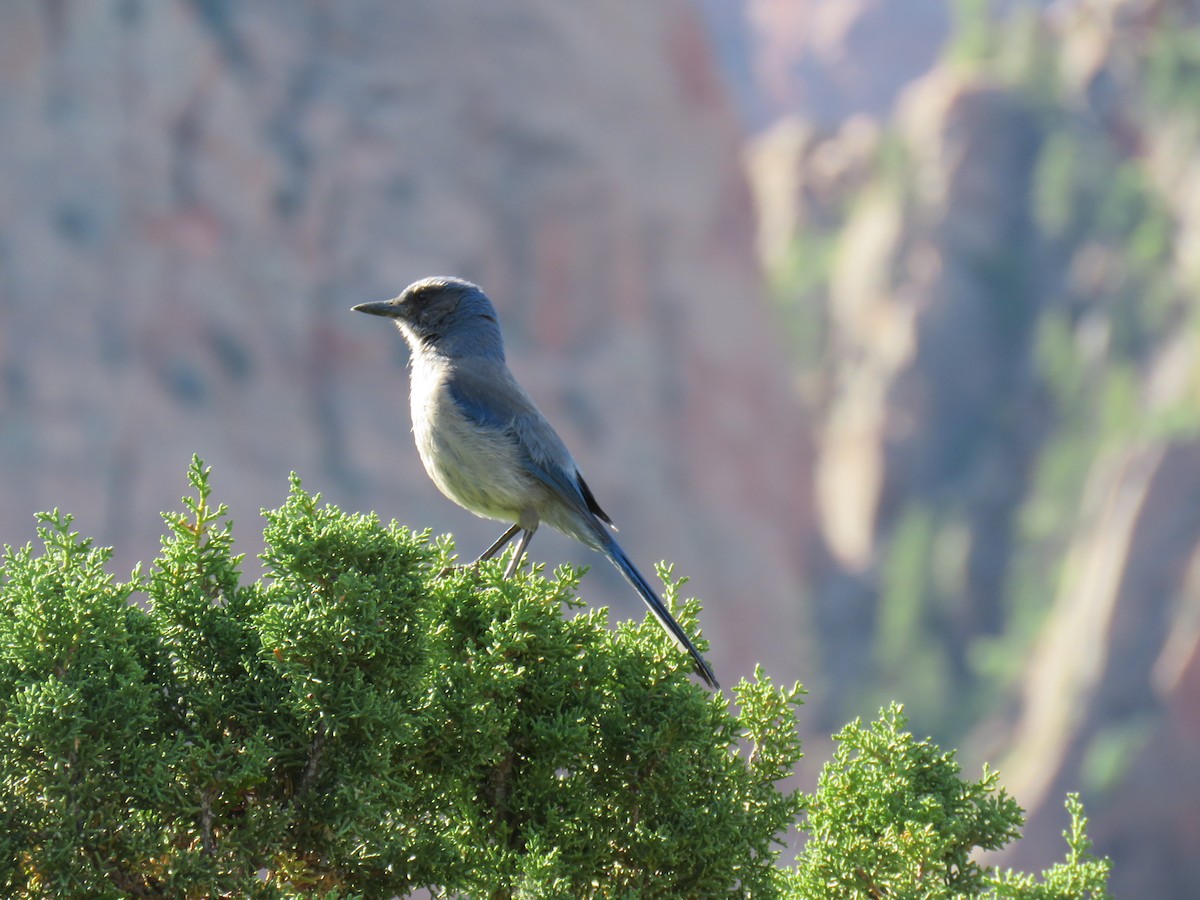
[409,360,532,523]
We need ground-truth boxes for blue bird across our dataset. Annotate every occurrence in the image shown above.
[353,276,718,688]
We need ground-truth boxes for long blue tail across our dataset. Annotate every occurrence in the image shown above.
[600,534,719,689]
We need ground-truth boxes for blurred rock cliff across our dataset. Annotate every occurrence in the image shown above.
[732,0,1200,895]
[0,1,809,692]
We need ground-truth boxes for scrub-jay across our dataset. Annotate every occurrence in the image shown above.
[353,276,718,688]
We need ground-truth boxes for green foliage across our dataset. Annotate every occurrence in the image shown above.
[869,505,957,732]
[0,459,802,897]
[0,461,1111,896]
[1141,7,1200,118]
[795,703,1018,897]
[766,230,838,368]
[0,512,165,896]
[793,706,1111,899]
[989,795,1112,899]
[947,0,997,69]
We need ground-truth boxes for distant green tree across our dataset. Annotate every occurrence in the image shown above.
[791,706,1110,898]
[0,460,1109,897]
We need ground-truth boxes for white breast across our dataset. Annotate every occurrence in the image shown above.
[409,353,533,524]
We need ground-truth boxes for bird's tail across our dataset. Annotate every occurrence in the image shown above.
[600,533,719,689]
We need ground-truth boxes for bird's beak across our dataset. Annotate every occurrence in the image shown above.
[352,298,403,318]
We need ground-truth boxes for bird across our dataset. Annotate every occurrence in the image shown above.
[353,276,718,688]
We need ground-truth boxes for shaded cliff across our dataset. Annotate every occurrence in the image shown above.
[745,0,1200,894]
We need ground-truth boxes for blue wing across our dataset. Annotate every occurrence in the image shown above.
[447,370,519,432]
[446,366,612,525]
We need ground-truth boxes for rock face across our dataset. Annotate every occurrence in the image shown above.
[0,1,810,689]
[740,0,1200,892]
[695,0,1058,127]
[695,0,951,126]
[1002,441,1200,896]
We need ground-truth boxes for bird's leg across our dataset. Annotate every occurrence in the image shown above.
[503,528,535,579]
[474,523,522,564]
[436,523,522,577]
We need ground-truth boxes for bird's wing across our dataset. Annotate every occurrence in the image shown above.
[447,364,612,526]
[445,364,532,432]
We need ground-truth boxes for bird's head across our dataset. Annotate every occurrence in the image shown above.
[354,276,504,359]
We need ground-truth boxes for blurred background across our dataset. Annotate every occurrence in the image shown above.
[1,0,1198,894]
